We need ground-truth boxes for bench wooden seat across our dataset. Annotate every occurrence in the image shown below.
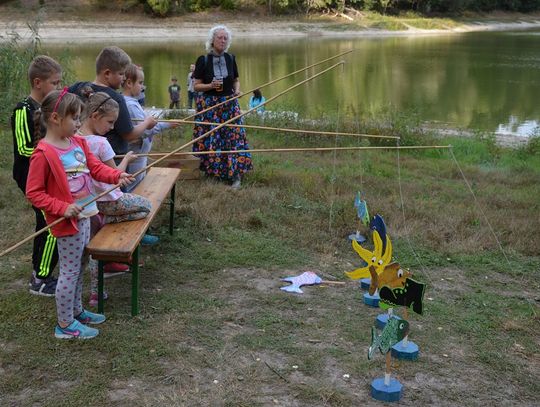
[86,167,181,316]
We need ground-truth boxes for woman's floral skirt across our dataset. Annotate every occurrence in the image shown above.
[192,94,253,181]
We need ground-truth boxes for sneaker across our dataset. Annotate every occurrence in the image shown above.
[75,309,106,325]
[103,262,129,279]
[54,319,99,340]
[103,262,129,272]
[29,277,56,297]
[141,234,159,245]
[88,291,109,308]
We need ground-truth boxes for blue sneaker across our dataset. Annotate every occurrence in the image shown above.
[75,309,106,325]
[141,234,159,245]
[54,320,99,340]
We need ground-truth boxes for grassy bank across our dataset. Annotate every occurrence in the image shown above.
[0,113,539,405]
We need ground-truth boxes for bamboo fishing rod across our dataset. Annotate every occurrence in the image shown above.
[117,145,453,159]
[136,118,400,141]
[0,62,344,258]
[181,49,353,122]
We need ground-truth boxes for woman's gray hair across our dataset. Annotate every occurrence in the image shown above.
[205,25,232,54]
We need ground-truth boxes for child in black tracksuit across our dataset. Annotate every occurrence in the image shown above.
[11,55,63,296]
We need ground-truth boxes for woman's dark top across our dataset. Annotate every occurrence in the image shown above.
[194,52,239,97]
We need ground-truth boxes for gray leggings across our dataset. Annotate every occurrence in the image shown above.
[56,217,90,325]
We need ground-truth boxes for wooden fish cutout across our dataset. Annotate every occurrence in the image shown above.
[345,230,392,280]
[369,262,426,315]
[368,262,409,295]
[280,271,322,294]
[354,191,370,227]
[379,278,426,315]
[369,214,387,254]
[368,317,409,360]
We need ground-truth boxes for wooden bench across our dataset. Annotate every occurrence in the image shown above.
[86,167,181,316]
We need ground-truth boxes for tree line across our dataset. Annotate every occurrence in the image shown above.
[141,0,540,16]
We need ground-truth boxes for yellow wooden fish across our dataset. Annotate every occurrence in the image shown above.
[345,230,392,280]
[368,262,410,295]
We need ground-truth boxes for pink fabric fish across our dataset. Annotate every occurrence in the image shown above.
[280,271,322,294]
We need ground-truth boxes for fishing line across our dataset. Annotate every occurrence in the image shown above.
[328,63,345,234]
[449,148,512,268]
[395,139,434,285]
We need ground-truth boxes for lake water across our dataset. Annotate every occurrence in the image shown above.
[47,30,540,137]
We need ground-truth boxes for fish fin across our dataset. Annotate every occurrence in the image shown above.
[352,239,373,264]
[345,266,370,280]
[381,235,392,264]
[373,230,383,259]
[368,266,378,295]
[368,327,377,360]
[280,285,303,294]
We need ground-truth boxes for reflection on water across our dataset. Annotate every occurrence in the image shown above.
[45,30,540,137]
[497,117,539,137]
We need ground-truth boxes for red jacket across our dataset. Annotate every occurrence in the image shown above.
[26,136,122,237]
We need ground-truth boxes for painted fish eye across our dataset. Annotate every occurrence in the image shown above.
[399,322,405,329]
[371,256,376,263]
[378,259,383,266]
[397,269,404,278]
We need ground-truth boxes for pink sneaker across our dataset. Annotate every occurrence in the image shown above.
[103,262,129,272]
[103,262,129,279]
[89,291,109,308]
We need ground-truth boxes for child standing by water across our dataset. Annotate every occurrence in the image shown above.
[78,90,153,306]
[168,76,180,109]
[26,89,134,339]
[11,55,62,296]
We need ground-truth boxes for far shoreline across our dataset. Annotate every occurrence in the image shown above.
[1,14,540,43]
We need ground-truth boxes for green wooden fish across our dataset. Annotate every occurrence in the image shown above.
[368,317,409,360]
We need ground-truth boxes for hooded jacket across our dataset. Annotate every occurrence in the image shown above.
[26,136,122,237]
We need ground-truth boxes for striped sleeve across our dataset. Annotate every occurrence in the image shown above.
[14,107,34,157]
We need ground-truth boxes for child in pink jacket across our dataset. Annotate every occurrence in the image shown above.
[26,88,134,340]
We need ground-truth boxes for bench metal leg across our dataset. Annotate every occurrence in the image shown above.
[169,183,176,236]
[131,245,140,316]
[98,260,105,314]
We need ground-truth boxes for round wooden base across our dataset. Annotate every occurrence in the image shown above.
[363,292,380,307]
[371,377,403,402]
[391,340,419,360]
[375,313,401,330]
[348,233,366,244]
[360,278,371,290]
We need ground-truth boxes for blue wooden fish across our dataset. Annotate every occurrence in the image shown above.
[280,271,322,294]
[354,192,370,227]
[369,214,387,254]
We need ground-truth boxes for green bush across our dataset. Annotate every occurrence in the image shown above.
[146,0,171,15]
[0,24,41,127]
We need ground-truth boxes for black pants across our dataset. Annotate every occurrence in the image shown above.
[170,100,179,109]
[31,205,58,279]
[16,179,58,279]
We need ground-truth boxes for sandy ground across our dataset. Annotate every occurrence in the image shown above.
[1,8,540,43]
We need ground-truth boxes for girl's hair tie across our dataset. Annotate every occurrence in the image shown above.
[93,96,112,113]
[53,87,69,113]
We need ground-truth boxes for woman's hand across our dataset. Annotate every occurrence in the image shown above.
[211,77,223,91]
[64,203,82,218]
[118,172,136,187]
